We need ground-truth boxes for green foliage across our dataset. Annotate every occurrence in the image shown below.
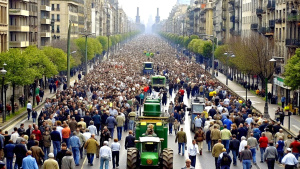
[97,36,108,51]
[74,37,103,61]
[42,46,67,72]
[214,45,229,64]
[202,41,213,58]
[284,48,300,90]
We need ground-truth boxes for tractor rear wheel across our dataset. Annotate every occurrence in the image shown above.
[162,148,173,169]
[127,148,139,169]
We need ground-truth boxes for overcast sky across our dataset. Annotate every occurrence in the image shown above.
[119,0,177,24]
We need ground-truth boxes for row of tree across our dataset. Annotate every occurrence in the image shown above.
[0,31,140,114]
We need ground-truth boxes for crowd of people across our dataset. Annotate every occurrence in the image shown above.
[0,34,298,169]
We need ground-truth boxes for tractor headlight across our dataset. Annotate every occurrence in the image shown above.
[146,159,153,165]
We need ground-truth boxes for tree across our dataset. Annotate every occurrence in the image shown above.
[97,36,108,51]
[284,48,300,90]
[42,46,67,72]
[74,37,103,61]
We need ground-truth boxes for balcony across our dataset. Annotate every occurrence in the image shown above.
[286,39,300,47]
[9,8,29,16]
[199,27,205,30]
[267,1,275,10]
[256,8,264,16]
[10,41,29,48]
[40,32,51,37]
[269,20,275,27]
[56,19,60,22]
[275,19,282,23]
[9,25,29,32]
[51,29,54,33]
[230,16,235,22]
[41,18,51,24]
[29,11,38,16]
[251,23,258,30]
[265,28,274,36]
[56,30,60,33]
[40,5,51,11]
[287,13,300,22]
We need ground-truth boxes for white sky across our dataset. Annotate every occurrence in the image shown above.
[119,0,177,24]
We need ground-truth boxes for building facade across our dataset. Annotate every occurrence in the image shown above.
[0,0,8,52]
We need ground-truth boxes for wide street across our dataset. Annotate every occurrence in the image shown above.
[2,34,287,169]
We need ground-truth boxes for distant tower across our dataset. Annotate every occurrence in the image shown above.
[136,7,140,24]
[155,8,160,24]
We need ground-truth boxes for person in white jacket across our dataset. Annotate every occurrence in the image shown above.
[239,136,248,153]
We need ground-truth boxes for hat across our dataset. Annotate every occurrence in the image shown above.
[287,148,292,152]
[48,153,54,158]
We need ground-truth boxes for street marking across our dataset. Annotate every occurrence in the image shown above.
[80,157,87,169]
[293,125,300,131]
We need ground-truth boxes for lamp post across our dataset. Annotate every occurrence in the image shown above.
[206,35,215,78]
[80,32,94,75]
[67,20,72,88]
[264,58,276,119]
[1,67,7,123]
[224,52,235,85]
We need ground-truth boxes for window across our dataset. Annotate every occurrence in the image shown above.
[57,4,60,11]
[52,14,54,20]
[57,25,60,33]
[51,4,54,10]
[57,14,60,21]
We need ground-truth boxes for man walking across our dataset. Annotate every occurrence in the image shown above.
[92,111,101,135]
[4,140,15,169]
[259,132,269,163]
[212,139,224,169]
[106,115,117,139]
[69,132,80,166]
[42,153,59,169]
[247,133,258,165]
[240,146,252,169]
[84,134,99,166]
[282,148,298,169]
[116,113,125,141]
[264,142,278,169]
[100,141,112,169]
[220,124,231,153]
[229,134,240,166]
[21,150,38,169]
[211,125,221,148]
[51,127,61,157]
[175,128,187,156]
[111,138,121,169]
[125,130,135,149]
[26,101,32,120]
[194,127,205,155]
[188,140,199,167]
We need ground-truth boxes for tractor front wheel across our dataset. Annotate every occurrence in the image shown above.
[127,148,139,169]
[162,148,173,169]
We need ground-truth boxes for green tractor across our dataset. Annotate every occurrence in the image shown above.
[151,75,166,92]
[127,98,173,169]
[142,62,154,75]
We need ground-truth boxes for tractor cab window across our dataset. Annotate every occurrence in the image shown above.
[144,63,152,68]
[193,105,204,112]
[152,78,164,85]
[142,142,158,152]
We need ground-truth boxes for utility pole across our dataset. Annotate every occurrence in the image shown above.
[67,20,72,88]
[81,31,94,75]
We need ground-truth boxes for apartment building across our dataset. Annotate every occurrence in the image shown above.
[50,0,85,39]
[9,0,30,48]
[212,0,222,44]
[40,0,51,46]
[0,0,8,52]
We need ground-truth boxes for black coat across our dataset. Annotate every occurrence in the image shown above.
[14,144,27,166]
[125,135,135,149]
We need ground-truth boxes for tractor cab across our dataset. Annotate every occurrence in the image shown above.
[142,62,154,75]
[138,137,161,167]
[151,75,166,92]
[187,97,205,132]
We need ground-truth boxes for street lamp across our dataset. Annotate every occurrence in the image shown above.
[1,66,7,123]
[224,52,235,85]
[80,31,95,75]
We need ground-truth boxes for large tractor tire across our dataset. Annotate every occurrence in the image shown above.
[162,148,173,169]
[127,148,139,169]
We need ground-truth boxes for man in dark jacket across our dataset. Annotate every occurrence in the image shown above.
[84,112,92,127]
[105,115,117,139]
[13,140,27,169]
[4,140,15,169]
[56,143,68,169]
[92,111,101,135]
[229,135,240,166]
[125,130,135,149]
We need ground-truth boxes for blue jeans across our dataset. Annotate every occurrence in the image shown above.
[43,147,50,160]
[32,118,36,123]
[278,150,284,163]
[100,157,109,169]
[109,128,114,139]
[169,123,173,134]
[232,150,238,165]
[6,157,13,169]
[250,148,257,163]
[63,138,70,148]
[207,140,211,151]
[221,166,230,169]
[222,140,230,153]
[189,155,196,167]
[52,141,61,157]
[293,153,300,160]
[87,153,94,164]
[178,143,185,155]
[27,109,31,120]
[260,147,266,162]
[112,151,119,168]
[243,160,251,169]
[117,127,122,140]
[128,120,134,131]
[72,147,80,165]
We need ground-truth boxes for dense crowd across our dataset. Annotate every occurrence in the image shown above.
[0,35,298,169]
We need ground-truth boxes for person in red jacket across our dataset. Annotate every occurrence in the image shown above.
[289,137,300,160]
[32,126,42,142]
[179,88,184,102]
[258,132,269,163]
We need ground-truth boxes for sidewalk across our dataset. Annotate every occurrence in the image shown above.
[0,73,80,129]
[213,70,300,135]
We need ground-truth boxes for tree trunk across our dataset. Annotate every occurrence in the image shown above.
[33,80,36,106]
[12,83,15,114]
[24,85,28,107]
